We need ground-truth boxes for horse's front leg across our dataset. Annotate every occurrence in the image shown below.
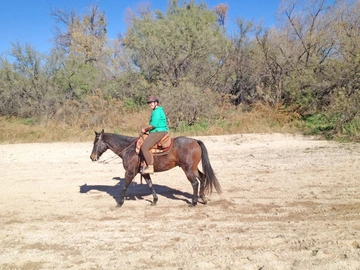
[116,170,135,207]
[143,174,158,206]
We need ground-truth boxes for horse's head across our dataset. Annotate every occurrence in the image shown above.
[90,129,107,161]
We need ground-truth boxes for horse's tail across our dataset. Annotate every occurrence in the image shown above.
[197,140,222,195]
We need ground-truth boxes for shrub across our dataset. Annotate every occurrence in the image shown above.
[160,82,218,128]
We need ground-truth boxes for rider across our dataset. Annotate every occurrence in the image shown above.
[141,95,169,174]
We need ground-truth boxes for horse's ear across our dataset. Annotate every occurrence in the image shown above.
[94,131,98,135]
[101,129,104,134]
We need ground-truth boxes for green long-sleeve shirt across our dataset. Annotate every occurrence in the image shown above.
[149,106,169,133]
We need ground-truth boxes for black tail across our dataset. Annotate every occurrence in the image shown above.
[197,140,222,195]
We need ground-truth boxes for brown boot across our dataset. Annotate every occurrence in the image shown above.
[142,165,154,174]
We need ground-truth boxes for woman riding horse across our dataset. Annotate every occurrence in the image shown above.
[140,95,169,174]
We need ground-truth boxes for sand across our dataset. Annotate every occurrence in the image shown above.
[1,133,360,270]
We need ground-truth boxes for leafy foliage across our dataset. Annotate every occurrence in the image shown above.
[0,43,59,118]
[160,81,218,127]
[51,4,107,62]
[0,0,359,141]
[122,0,226,87]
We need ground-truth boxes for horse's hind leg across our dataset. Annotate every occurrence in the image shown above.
[197,170,208,204]
[143,175,158,206]
[183,169,199,207]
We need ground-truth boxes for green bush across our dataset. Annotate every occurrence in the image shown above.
[304,113,335,137]
[173,120,208,135]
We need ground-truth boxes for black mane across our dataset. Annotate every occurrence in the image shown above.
[107,133,137,143]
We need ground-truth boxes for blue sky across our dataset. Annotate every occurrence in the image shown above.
[0,0,280,54]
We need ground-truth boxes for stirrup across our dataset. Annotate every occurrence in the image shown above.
[142,165,154,174]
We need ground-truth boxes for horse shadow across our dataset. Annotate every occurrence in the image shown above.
[79,177,193,205]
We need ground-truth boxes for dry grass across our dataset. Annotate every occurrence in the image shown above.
[206,103,302,135]
[0,103,303,144]
[0,118,90,144]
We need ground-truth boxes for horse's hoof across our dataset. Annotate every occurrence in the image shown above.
[198,196,208,205]
[116,203,123,208]
[188,203,197,207]
[151,197,158,206]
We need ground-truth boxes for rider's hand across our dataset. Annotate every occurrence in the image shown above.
[141,125,153,134]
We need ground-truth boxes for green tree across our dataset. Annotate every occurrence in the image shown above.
[122,0,227,86]
[51,4,107,63]
[50,5,109,99]
[325,0,360,138]
[267,0,359,139]
[51,54,99,100]
[0,42,58,118]
[217,19,256,105]
[120,0,227,126]
[277,0,336,112]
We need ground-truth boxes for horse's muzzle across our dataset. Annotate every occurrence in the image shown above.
[90,153,99,161]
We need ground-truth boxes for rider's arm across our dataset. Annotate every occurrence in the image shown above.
[141,125,153,133]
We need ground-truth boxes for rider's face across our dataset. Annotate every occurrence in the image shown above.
[148,101,157,110]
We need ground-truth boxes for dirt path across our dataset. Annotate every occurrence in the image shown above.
[1,134,360,270]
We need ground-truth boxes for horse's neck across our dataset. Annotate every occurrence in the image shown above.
[104,133,136,156]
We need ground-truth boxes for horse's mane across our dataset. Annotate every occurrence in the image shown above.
[105,133,137,143]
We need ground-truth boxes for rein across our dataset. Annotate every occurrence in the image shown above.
[98,155,121,164]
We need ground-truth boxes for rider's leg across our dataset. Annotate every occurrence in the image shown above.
[141,131,167,174]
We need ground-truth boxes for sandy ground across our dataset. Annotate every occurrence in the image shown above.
[1,133,360,270]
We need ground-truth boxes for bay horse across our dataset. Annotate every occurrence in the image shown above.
[90,130,222,207]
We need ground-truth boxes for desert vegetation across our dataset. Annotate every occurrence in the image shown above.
[0,0,359,143]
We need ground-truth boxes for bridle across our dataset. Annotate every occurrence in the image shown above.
[92,132,103,162]
[94,133,139,164]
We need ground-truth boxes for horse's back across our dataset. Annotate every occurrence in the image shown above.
[173,136,199,147]
[172,136,201,160]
